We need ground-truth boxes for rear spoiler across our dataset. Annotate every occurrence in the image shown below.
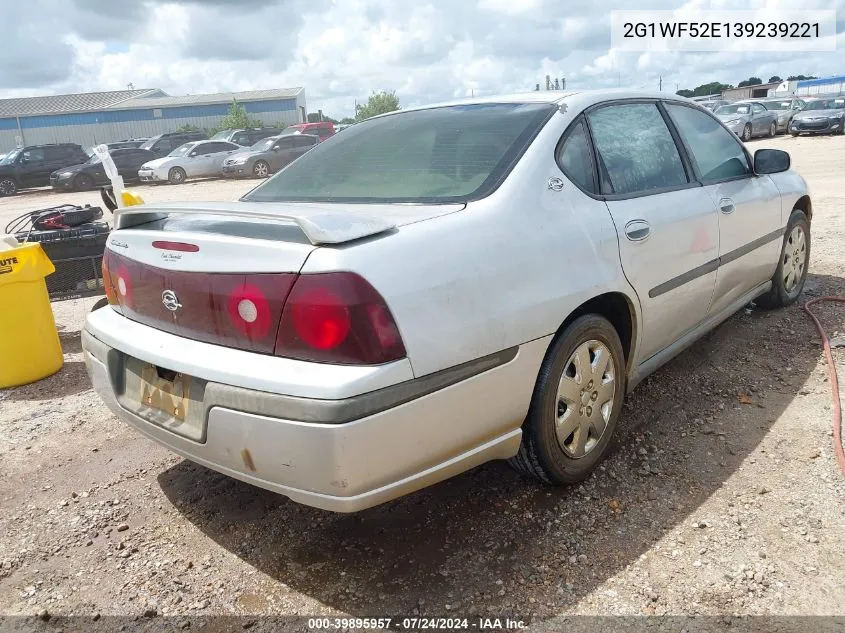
[112,203,397,246]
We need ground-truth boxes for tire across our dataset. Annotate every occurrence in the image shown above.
[168,167,186,185]
[769,122,777,138]
[74,173,94,191]
[90,297,109,312]
[756,209,810,310]
[742,124,752,142]
[0,178,18,196]
[791,132,799,137]
[252,160,270,178]
[509,314,626,485]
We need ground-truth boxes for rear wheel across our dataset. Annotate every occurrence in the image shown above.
[509,315,626,484]
[0,178,18,196]
[168,167,186,185]
[742,124,752,142]
[253,160,270,178]
[756,209,810,309]
[74,173,94,191]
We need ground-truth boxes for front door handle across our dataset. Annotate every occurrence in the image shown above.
[624,219,650,241]
[719,198,735,214]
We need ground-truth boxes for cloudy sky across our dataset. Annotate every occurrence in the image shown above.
[2,0,844,117]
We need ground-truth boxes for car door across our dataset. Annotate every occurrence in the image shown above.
[752,103,768,134]
[664,102,783,317]
[184,142,214,176]
[269,136,300,170]
[111,150,138,181]
[292,135,318,160]
[18,148,50,187]
[585,101,720,361]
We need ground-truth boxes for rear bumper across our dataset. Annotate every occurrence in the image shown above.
[82,309,547,512]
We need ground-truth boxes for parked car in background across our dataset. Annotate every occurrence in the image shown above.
[212,128,284,146]
[138,140,240,184]
[84,90,811,512]
[50,148,153,191]
[139,131,208,156]
[713,101,779,140]
[281,121,336,141]
[699,99,730,112]
[0,143,90,196]
[759,97,806,133]
[221,134,319,178]
[107,139,149,151]
[789,96,845,136]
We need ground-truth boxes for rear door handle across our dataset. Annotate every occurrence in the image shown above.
[624,219,650,241]
[719,198,735,214]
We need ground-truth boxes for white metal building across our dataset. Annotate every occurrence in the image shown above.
[0,87,307,151]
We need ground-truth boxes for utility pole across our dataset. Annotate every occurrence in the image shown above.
[659,75,663,91]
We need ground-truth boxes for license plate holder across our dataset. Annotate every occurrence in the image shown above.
[139,364,190,421]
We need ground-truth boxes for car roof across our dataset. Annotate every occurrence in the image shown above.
[378,89,698,119]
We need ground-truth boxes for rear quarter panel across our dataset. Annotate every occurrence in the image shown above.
[301,110,639,378]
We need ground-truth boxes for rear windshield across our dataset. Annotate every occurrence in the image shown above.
[242,103,555,203]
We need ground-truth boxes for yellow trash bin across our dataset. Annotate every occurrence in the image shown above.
[0,242,64,388]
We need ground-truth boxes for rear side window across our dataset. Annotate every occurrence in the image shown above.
[587,103,688,196]
[244,103,556,203]
[556,119,596,194]
[665,103,751,183]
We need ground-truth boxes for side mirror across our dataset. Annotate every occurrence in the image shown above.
[189,152,197,158]
[754,148,790,174]
[271,146,280,152]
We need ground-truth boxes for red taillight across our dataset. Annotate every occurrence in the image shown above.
[226,283,273,339]
[101,252,118,305]
[276,272,406,365]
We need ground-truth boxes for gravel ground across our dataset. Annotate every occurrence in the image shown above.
[1,135,844,631]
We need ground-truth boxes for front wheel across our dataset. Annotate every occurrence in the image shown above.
[756,209,810,309]
[0,178,18,196]
[74,173,94,191]
[253,160,270,178]
[509,314,626,485]
[769,122,777,137]
[742,124,752,142]
[168,167,186,185]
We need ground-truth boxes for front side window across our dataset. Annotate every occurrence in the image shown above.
[752,104,765,114]
[587,103,688,196]
[22,148,45,162]
[665,103,751,183]
[556,119,596,194]
[243,103,556,203]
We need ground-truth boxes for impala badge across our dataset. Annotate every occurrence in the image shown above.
[162,289,182,312]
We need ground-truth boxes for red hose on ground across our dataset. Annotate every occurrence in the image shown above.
[803,297,845,476]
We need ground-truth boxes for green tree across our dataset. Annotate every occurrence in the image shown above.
[339,117,355,124]
[355,90,400,122]
[676,89,695,98]
[787,74,818,81]
[692,81,732,97]
[768,75,783,83]
[737,77,763,88]
[211,99,263,135]
[176,124,201,133]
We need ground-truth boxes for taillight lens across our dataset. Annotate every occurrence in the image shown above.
[276,272,406,365]
[101,251,118,305]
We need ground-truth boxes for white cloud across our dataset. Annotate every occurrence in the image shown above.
[1,0,844,118]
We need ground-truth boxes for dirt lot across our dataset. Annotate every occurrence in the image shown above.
[1,136,844,631]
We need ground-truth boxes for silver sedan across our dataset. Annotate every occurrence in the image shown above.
[84,90,811,512]
[714,101,779,140]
